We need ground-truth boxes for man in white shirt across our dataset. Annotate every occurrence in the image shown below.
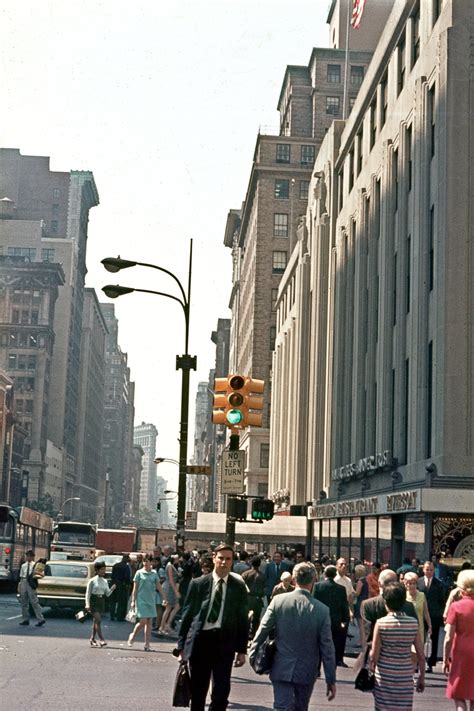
[333,558,354,667]
[177,543,249,711]
[18,550,45,627]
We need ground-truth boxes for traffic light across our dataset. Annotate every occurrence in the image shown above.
[227,497,248,521]
[212,375,264,429]
[251,498,274,521]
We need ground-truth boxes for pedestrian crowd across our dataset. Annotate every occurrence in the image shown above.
[17,544,473,711]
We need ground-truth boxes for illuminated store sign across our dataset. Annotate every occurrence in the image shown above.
[332,450,393,482]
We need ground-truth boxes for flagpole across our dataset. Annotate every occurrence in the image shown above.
[342,0,351,120]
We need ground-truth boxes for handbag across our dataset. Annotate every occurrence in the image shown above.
[125,607,137,624]
[250,637,276,675]
[354,645,375,692]
[172,660,191,707]
[75,609,90,623]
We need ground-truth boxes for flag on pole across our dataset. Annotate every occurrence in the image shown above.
[351,0,366,29]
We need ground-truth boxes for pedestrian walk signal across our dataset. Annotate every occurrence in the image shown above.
[212,374,264,429]
[251,499,274,521]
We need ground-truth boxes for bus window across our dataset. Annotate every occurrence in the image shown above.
[0,518,13,539]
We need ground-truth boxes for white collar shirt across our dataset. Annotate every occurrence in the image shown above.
[20,561,33,579]
[202,571,228,631]
[334,573,354,601]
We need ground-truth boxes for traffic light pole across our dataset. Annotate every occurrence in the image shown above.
[225,433,240,546]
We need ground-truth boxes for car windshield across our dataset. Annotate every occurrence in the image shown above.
[45,564,89,578]
[0,519,13,539]
[95,556,122,566]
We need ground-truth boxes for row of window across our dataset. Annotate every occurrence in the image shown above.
[276,144,315,165]
[3,248,56,261]
[274,179,309,200]
[8,353,37,371]
[11,309,39,325]
[1,332,42,348]
[327,64,364,85]
[14,398,34,414]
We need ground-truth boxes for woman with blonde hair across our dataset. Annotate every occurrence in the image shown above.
[443,568,474,711]
[403,572,432,643]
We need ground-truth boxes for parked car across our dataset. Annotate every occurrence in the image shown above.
[37,560,96,610]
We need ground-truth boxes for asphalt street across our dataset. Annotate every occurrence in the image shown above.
[0,592,452,711]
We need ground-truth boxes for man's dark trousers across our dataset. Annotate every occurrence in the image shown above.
[189,630,234,711]
[110,582,129,620]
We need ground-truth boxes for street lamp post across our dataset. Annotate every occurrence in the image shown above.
[58,496,80,521]
[102,240,196,552]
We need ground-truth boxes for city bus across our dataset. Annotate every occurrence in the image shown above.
[0,503,53,585]
[50,521,97,561]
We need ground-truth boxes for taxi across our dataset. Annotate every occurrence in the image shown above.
[37,560,96,610]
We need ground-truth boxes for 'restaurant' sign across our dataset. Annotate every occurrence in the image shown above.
[307,489,421,519]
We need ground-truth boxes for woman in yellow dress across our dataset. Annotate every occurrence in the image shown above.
[404,571,432,669]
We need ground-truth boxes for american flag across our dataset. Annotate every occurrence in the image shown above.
[351,0,366,29]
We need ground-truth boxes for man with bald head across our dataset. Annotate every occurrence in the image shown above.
[361,568,417,642]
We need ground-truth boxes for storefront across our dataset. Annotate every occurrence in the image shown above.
[308,487,474,569]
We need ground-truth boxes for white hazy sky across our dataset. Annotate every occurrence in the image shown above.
[1,0,330,491]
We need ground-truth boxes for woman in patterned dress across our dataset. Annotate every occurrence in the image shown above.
[369,582,425,710]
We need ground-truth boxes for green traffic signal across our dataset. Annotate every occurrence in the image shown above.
[226,409,243,425]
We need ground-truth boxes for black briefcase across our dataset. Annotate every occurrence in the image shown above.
[172,660,191,707]
[250,638,276,675]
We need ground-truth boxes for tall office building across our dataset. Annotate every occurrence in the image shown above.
[75,288,108,522]
[133,421,158,514]
[0,148,99,506]
[226,7,379,502]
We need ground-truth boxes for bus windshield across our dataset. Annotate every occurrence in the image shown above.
[53,524,95,546]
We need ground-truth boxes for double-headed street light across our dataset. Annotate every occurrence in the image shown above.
[101,240,196,552]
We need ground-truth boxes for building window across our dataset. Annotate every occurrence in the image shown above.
[407,125,413,191]
[260,443,270,468]
[369,97,377,149]
[326,96,340,115]
[356,126,363,175]
[51,220,58,234]
[349,96,356,110]
[273,213,288,237]
[27,355,37,370]
[397,33,406,95]
[299,180,309,200]
[8,354,16,369]
[301,144,315,166]
[272,251,287,274]
[51,203,59,214]
[274,179,289,199]
[380,71,388,128]
[350,66,364,85]
[429,206,435,291]
[327,64,341,83]
[412,2,420,64]
[7,247,36,260]
[271,288,278,311]
[53,188,60,198]
[429,84,436,158]
[270,326,276,350]
[41,248,55,262]
[276,144,290,163]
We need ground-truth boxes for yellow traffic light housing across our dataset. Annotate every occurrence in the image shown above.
[212,374,264,429]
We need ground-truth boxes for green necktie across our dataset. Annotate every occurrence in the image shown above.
[207,579,224,623]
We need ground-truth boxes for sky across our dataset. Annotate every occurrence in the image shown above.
[0,0,330,492]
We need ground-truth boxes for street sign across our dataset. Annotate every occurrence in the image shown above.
[185,465,211,475]
[220,450,245,494]
[185,511,198,529]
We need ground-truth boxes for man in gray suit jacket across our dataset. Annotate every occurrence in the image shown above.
[249,562,336,710]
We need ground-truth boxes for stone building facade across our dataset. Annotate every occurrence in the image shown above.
[271,0,474,565]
